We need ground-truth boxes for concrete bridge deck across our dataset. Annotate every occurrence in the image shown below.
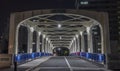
[1,56,111,71]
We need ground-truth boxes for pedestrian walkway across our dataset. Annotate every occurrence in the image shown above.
[1,56,51,71]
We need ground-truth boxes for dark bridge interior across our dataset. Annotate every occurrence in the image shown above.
[53,47,69,56]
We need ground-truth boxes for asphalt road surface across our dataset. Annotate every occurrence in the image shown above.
[33,56,109,71]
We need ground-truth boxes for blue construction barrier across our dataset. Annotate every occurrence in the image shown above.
[15,52,52,63]
[70,52,105,63]
[80,52,105,63]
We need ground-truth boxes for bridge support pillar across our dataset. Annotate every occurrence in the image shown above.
[74,37,77,52]
[27,28,33,53]
[36,32,40,52]
[72,43,74,53]
[45,40,48,53]
[80,31,85,52]
[73,39,76,52]
[42,35,45,52]
[48,42,50,53]
[76,35,80,52]
[87,27,93,53]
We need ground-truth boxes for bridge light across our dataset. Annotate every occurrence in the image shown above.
[80,31,83,35]
[58,24,61,28]
[58,48,61,51]
[72,40,73,43]
[48,40,50,43]
[60,36,62,39]
[46,37,48,41]
[33,19,39,22]
[74,37,76,40]
[38,32,41,35]
[76,34,78,38]
[87,27,90,32]
[80,1,88,5]
[43,34,46,38]
[30,27,34,32]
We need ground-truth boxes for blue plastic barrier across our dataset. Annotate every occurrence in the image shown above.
[15,52,52,63]
[80,52,105,63]
[70,52,105,63]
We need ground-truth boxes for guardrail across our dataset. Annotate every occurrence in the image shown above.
[70,52,105,64]
[15,52,52,63]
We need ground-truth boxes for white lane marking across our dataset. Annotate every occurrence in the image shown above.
[64,57,73,71]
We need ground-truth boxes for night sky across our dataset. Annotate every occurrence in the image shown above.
[0,0,76,38]
[0,0,76,20]
[0,0,75,13]
[0,0,76,53]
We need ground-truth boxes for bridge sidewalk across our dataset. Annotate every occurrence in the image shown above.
[1,56,51,71]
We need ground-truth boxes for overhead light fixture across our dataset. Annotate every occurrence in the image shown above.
[46,37,48,41]
[43,34,46,38]
[48,40,50,43]
[76,34,78,38]
[58,24,61,28]
[74,37,76,40]
[30,27,34,32]
[80,31,83,35]
[38,32,41,35]
[87,27,90,32]
[60,36,62,39]
[33,19,39,22]
[80,1,88,5]
[72,40,73,43]
[58,48,61,51]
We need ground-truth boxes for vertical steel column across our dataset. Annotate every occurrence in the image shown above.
[15,26,19,54]
[77,35,80,52]
[27,27,33,53]
[87,27,93,53]
[36,32,40,52]
[80,31,85,52]
[42,35,45,52]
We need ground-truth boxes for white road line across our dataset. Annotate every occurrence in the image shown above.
[64,57,73,71]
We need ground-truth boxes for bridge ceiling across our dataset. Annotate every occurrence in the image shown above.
[24,13,92,48]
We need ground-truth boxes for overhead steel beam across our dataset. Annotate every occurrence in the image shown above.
[47,35,75,37]
[52,44,70,46]
[43,32,79,35]
[27,20,88,25]
[50,39,71,41]
[49,38,73,40]
[38,27,83,31]
[48,36,73,38]
[51,42,70,44]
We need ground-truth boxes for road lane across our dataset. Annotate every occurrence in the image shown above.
[32,56,109,71]
[66,56,108,71]
[64,57,73,71]
[34,56,70,71]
